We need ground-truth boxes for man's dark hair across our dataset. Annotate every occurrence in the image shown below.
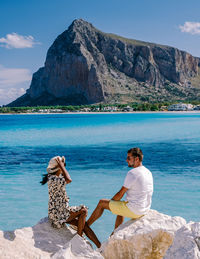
[128,147,143,161]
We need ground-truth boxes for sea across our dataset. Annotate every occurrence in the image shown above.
[0,112,200,242]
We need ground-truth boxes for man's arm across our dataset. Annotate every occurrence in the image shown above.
[111,186,128,201]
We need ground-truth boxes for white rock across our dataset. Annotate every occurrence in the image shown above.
[101,210,199,259]
[52,234,103,259]
[0,211,199,259]
[0,217,102,259]
[164,221,200,259]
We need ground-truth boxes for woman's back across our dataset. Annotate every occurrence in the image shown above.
[48,174,70,228]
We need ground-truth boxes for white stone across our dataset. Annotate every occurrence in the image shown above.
[52,234,103,259]
[0,217,102,259]
[164,221,200,259]
[101,210,199,259]
[0,211,200,259]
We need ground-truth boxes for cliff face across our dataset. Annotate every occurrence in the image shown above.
[8,19,200,106]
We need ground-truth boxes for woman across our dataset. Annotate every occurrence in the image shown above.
[41,155,101,248]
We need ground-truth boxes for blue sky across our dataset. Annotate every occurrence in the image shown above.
[0,0,200,105]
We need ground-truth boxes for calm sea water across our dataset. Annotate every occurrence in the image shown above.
[0,113,200,242]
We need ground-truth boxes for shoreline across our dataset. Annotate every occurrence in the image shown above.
[0,110,200,115]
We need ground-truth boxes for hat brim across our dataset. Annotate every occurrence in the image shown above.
[47,165,59,174]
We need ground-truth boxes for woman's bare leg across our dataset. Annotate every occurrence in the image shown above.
[66,208,87,236]
[77,209,86,236]
[68,219,101,248]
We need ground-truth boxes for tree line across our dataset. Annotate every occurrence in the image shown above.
[0,100,200,113]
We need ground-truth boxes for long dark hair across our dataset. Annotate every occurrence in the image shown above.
[40,172,57,185]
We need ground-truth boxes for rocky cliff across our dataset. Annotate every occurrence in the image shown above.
[8,19,200,106]
[1,210,200,258]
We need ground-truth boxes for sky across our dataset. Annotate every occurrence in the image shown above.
[1,0,200,106]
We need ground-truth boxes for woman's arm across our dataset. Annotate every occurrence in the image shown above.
[55,158,72,184]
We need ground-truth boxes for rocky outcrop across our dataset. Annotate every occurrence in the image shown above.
[102,210,200,259]
[1,210,200,259]
[0,217,103,259]
[8,19,200,106]
[52,234,103,259]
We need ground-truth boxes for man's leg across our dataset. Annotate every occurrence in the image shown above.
[115,215,124,229]
[110,215,124,236]
[87,199,110,226]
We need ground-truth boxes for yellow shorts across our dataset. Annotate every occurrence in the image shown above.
[109,200,142,219]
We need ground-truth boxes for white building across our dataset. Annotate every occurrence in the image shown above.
[103,106,118,112]
[122,106,133,112]
[168,103,193,111]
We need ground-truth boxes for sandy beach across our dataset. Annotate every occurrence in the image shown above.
[1,110,200,115]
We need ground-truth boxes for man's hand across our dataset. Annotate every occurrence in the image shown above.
[111,186,128,201]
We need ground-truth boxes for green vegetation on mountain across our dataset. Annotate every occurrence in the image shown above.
[2,100,200,113]
[7,19,200,107]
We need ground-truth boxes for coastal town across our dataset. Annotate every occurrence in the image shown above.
[1,102,200,114]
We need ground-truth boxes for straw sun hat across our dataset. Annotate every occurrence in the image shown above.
[47,156,66,174]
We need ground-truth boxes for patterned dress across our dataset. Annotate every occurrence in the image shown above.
[48,174,87,228]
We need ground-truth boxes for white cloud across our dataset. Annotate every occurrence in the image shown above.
[179,21,200,35]
[0,87,26,105]
[0,33,39,49]
[0,65,32,105]
[0,65,32,87]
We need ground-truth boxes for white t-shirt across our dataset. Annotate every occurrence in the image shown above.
[123,165,153,215]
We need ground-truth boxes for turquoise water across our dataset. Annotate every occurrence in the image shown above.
[0,113,200,242]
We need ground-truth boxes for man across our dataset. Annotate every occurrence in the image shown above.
[87,147,153,232]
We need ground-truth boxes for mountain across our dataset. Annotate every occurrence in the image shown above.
[8,19,200,107]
